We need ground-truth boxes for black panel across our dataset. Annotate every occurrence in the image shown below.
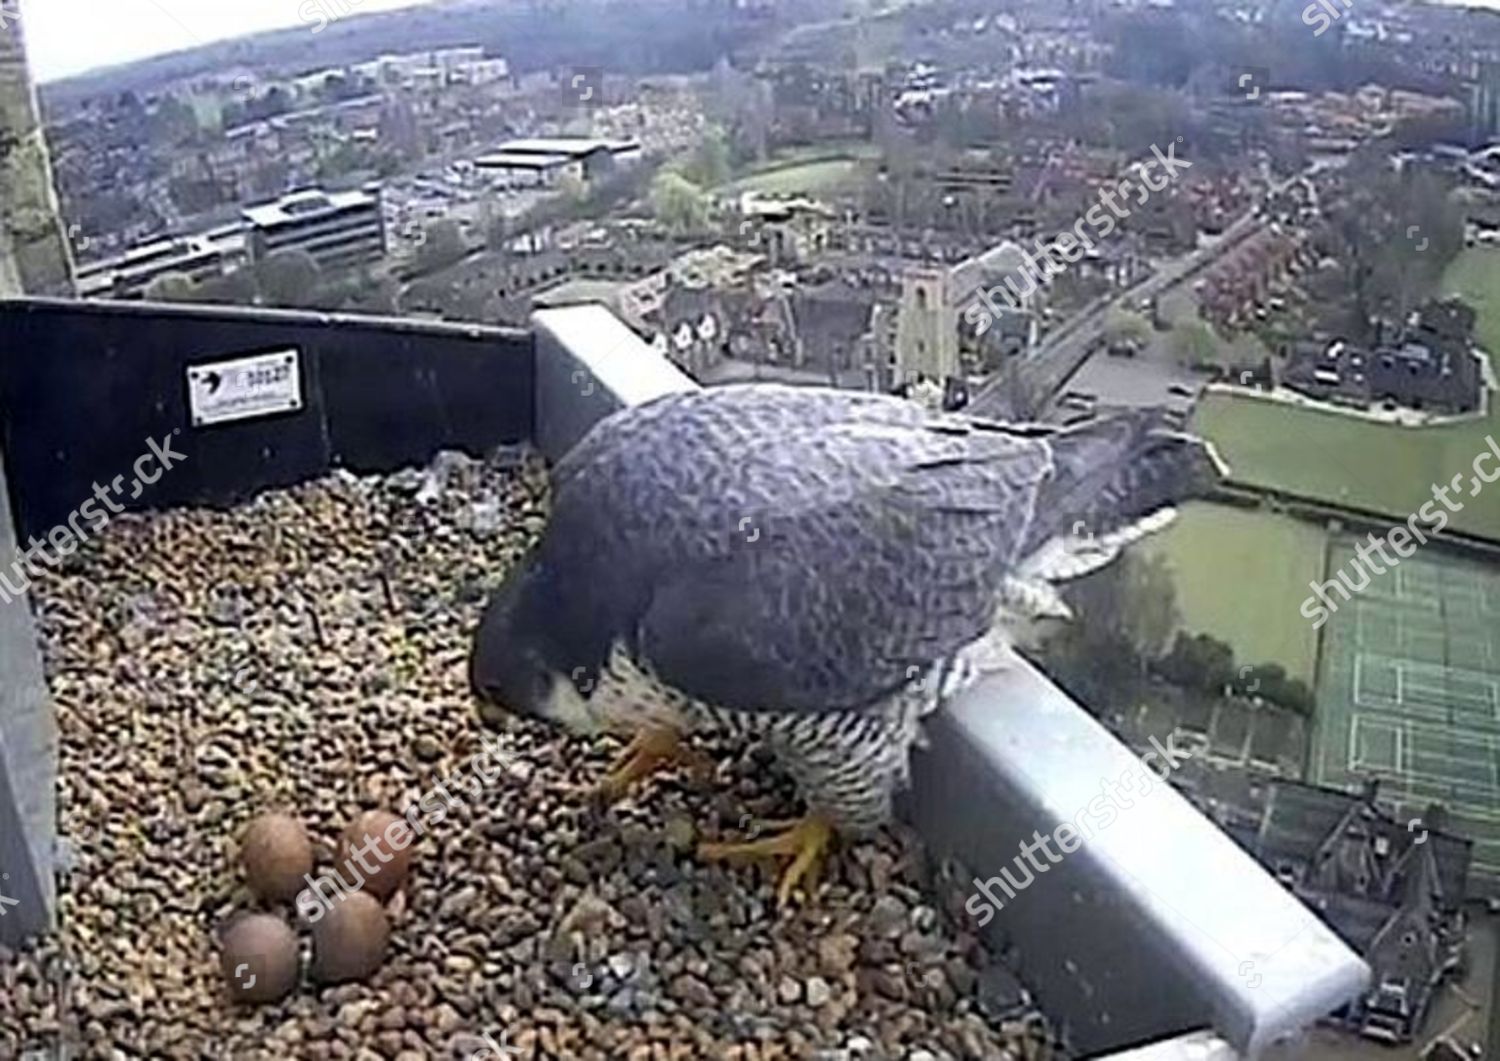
[319,323,531,471]
[0,300,534,541]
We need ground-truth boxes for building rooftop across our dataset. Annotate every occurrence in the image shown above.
[487,137,641,159]
[242,188,379,229]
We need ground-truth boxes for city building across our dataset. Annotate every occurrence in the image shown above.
[75,231,249,300]
[1237,780,1471,1044]
[1283,301,1485,415]
[242,187,386,270]
[474,138,643,189]
[893,240,1045,390]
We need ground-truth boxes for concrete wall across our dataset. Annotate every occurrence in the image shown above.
[0,451,55,945]
[0,4,66,945]
[0,6,74,298]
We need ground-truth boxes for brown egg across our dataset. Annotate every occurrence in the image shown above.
[311,891,390,984]
[240,813,314,903]
[220,912,300,1004]
[337,809,415,900]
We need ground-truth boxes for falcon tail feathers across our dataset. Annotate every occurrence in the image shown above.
[1019,409,1229,559]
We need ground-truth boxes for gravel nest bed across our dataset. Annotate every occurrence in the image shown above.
[0,449,1055,1060]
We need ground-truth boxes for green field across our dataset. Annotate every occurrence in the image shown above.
[1442,247,1500,357]
[717,146,876,198]
[1193,393,1500,541]
[1140,501,1328,683]
[731,160,862,195]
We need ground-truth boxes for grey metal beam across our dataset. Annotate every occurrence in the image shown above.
[907,662,1368,1056]
[531,305,696,461]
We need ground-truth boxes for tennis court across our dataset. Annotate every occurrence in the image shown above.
[1310,539,1500,891]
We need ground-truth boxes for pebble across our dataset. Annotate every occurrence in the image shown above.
[806,977,833,1008]
[0,449,1052,1059]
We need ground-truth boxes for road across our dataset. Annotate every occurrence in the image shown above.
[965,203,1272,419]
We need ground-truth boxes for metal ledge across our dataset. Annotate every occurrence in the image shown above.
[909,664,1368,1056]
[532,304,696,460]
[535,304,1370,1056]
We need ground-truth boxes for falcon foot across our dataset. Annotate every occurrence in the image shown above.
[594,726,714,804]
[698,814,834,906]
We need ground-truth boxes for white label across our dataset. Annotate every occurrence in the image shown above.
[186,350,303,426]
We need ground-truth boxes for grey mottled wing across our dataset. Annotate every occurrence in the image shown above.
[538,386,951,672]
[551,385,931,492]
[625,414,1052,714]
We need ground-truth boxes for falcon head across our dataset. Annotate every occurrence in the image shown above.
[469,558,597,732]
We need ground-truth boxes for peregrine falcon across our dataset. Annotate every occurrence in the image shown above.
[470,384,1225,904]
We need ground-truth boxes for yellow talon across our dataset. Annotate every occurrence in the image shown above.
[594,726,713,803]
[698,815,835,906]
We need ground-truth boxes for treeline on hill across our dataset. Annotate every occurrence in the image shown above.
[1101,0,1493,105]
[41,0,845,112]
[1034,553,1316,721]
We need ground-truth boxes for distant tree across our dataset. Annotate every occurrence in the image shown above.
[1233,662,1316,715]
[169,174,223,215]
[683,125,733,188]
[191,269,259,306]
[148,95,202,147]
[348,275,401,316]
[971,351,1047,420]
[245,158,292,200]
[1067,552,1180,667]
[143,272,199,303]
[1326,164,1464,336]
[1272,677,1316,715]
[651,171,711,232]
[318,73,367,104]
[1171,320,1224,367]
[415,220,468,274]
[314,268,400,315]
[1157,632,1237,693]
[316,141,365,182]
[1122,553,1179,664]
[249,85,293,122]
[255,249,322,308]
[1033,552,1181,713]
[1103,308,1154,346]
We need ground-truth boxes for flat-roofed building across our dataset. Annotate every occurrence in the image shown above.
[475,138,642,189]
[76,231,249,300]
[242,187,386,270]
